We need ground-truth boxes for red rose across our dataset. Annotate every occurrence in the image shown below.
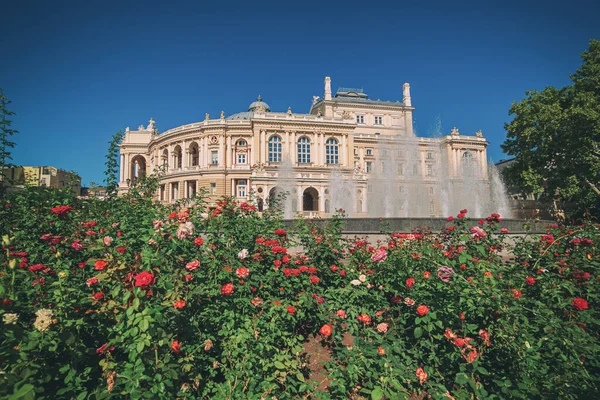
[309,275,320,284]
[221,283,234,296]
[86,277,99,287]
[457,213,466,219]
[484,271,492,277]
[572,297,589,311]
[287,306,296,314]
[184,274,193,282]
[513,289,523,299]
[331,264,338,272]
[357,314,371,324]
[525,276,536,285]
[236,267,250,278]
[459,312,465,320]
[454,337,466,347]
[116,246,127,254]
[416,305,429,316]
[134,271,155,288]
[274,229,287,236]
[186,260,200,271]
[336,309,347,318]
[171,340,181,353]
[93,292,104,301]
[460,209,468,214]
[51,205,73,216]
[446,216,454,222]
[423,271,431,279]
[273,260,282,268]
[319,324,333,337]
[94,260,108,271]
[339,270,347,277]
[194,237,204,246]
[283,268,291,277]
[391,296,402,303]
[174,300,186,309]
[406,278,415,288]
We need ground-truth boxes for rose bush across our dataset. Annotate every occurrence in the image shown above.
[0,180,599,399]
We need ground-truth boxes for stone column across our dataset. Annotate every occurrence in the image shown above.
[120,154,125,182]
[231,179,236,198]
[319,187,325,213]
[219,136,225,166]
[226,136,232,168]
[290,131,296,165]
[297,186,303,212]
[341,134,347,167]
[260,130,266,162]
[314,133,320,166]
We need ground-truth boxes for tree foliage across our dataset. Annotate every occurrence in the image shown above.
[502,39,600,219]
[0,89,19,197]
[104,130,124,198]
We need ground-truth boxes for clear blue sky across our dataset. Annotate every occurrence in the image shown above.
[1,0,598,186]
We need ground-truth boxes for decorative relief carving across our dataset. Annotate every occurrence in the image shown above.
[210,136,218,144]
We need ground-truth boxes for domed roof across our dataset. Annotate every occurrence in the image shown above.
[248,95,270,112]
[226,111,254,121]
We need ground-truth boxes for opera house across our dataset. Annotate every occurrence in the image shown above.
[118,77,491,217]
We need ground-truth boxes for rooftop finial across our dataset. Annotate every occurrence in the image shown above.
[324,77,332,101]
[257,95,262,101]
[402,83,411,106]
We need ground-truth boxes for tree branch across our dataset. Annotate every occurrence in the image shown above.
[585,178,600,196]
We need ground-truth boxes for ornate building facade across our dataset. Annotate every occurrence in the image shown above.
[118,77,489,217]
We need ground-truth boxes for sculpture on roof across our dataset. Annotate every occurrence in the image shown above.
[451,127,460,136]
[476,130,483,138]
[205,113,210,121]
[220,110,225,119]
[312,95,319,105]
[146,118,156,132]
[287,107,292,116]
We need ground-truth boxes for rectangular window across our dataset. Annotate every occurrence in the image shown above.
[399,186,405,193]
[374,116,383,125]
[429,187,434,195]
[171,183,179,200]
[237,153,246,164]
[297,138,311,163]
[237,180,247,197]
[366,162,372,173]
[211,151,218,165]
[427,164,433,176]
[210,182,216,194]
[354,147,358,156]
[427,152,433,159]
[398,164,404,175]
[366,148,373,156]
[160,185,165,201]
[356,115,365,124]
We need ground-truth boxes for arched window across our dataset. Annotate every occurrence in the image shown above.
[462,151,473,161]
[268,135,282,162]
[161,149,169,169]
[189,143,199,166]
[174,146,182,169]
[297,136,311,163]
[325,138,339,165]
[237,139,247,147]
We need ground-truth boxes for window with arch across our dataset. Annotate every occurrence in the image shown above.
[189,143,199,166]
[237,139,247,147]
[462,151,473,161]
[268,136,282,162]
[325,138,339,165]
[174,146,183,169]
[297,136,311,163]
[161,150,169,169]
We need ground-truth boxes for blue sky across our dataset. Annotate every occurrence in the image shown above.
[1,0,598,186]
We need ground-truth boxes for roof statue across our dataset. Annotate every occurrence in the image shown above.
[451,127,460,136]
[146,118,155,132]
[287,107,292,115]
[220,110,225,119]
[205,113,210,120]
[476,130,483,138]
[312,95,319,105]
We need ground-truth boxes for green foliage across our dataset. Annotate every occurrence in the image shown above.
[104,131,124,198]
[502,39,600,220]
[0,89,19,198]
[1,181,599,398]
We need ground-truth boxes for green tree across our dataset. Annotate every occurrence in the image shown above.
[502,39,600,219]
[0,89,19,197]
[104,130,124,198]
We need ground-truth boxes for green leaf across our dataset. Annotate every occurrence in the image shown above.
[455,373,470,385]
[296,372,305,382]
[77,391,88,400]
[371,386,384,400]
[9,384,34,400]
[414,327,423,339]
[274,361,286,370]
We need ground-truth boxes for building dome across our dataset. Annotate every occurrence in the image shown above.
[248,96,270,112]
